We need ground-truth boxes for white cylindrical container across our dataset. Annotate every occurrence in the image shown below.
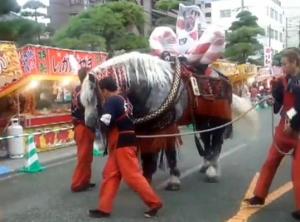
[7,118,24,159]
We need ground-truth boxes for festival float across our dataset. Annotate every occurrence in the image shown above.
[0,41,107,152]
[211,61,258,86]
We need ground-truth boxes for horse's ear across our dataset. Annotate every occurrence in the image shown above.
[88,73,96,83]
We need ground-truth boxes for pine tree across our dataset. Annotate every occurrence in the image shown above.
[0,0,42,45]
[225,10,265,64]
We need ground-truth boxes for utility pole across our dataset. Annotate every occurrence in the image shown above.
[241,0,245,11]
[299,20,300,48]
[83,0,90,10]
[286,17,288,48]
[268,24,271,47]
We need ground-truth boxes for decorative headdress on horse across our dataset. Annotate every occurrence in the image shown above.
[149,4,225,66]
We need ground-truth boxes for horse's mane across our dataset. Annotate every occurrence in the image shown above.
[91,52,173,86]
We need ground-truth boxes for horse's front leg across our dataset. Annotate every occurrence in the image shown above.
[165,146,181,191]
[204,127,224,183]
[199,129,211,174]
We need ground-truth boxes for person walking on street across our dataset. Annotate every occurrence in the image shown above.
[88,76,162,219]
[245,49,300,220]
[71,67,96,192]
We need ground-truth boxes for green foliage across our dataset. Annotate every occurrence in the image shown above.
[225,10,265,64]
[53,1,148,52]
[0,0,20,15]
[0,0,43,45]
[272,51,283,66]
[0,18,42,45]
[154,0,195,11]
[272,47,300,66]
[155,0,181,11]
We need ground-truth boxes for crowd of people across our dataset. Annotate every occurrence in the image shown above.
[69,47,300,220]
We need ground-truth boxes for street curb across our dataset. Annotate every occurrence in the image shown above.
[0,147,77,180]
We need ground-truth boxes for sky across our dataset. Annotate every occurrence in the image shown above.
[17,0,50,24]
[17,0,49,6]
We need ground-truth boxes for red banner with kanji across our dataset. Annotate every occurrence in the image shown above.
[18,45,107,76]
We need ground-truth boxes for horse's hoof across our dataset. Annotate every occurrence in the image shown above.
[204,166,220,183]
[165,183,181,191]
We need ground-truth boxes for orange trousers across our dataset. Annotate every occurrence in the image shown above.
[71,123,95,192]
[98,147,162,213]
[254,119,300,209]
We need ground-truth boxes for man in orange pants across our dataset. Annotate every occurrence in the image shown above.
[88,76,162,219]
[245,49,300,220]
[71,67,96,192]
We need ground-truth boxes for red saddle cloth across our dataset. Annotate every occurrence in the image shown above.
[193,75,232,121]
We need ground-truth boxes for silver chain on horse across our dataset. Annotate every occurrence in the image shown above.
[133,58,181,125]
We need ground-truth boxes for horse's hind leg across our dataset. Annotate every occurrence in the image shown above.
[141,152,159,184]
[165,146,181,191]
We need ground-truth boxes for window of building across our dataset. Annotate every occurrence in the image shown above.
[280,32,283,42]
[266,7,269,16]
[220,9,231,18]
[275,10,278,21]
[279,14,282,23]
[205,3,211,8]
[270,28,274,39]
[270,8,274,19]
[69,0,82,5]
[205,12,211,17]
[275,30,278,40]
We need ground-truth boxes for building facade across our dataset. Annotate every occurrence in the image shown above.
[48,0,157,33]
[282,0,300,47]
[195,0,213,24]
[48,0,103,30]
[211,0,285,53]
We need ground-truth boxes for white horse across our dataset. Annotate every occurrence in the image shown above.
[80,52,258,187]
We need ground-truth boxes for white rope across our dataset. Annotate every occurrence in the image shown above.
[271,105,294,156]
[136,97,268,138]
[0,97,271,141]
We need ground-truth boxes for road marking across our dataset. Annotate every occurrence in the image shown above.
[226,173,293,222]
[157,143,247,189]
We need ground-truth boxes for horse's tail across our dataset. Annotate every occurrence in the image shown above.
[231,94,260,139]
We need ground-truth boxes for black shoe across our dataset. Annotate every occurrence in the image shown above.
[88,209,110,218]
[244,196,265,206]
[89,183,96,188]
[144,207,161,218]
[292,210,300,220]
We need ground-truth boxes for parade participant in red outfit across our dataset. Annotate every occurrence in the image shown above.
[245,49,300,220]
[71,67,96,192]
[88,77,162,219]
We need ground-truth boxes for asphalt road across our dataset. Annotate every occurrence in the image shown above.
[0,109,298,222]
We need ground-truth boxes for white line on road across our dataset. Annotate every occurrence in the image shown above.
[157,143,247,189]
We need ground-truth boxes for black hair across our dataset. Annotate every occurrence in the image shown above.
[282,48,300,66]
[78,67,90,84]
[98,76,118,92]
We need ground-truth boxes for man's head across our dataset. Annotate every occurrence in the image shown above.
[98,77,118,99]
[281,49,300,76]
[78,67,90,84]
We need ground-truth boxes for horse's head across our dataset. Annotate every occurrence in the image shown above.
[80,72,100,129]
